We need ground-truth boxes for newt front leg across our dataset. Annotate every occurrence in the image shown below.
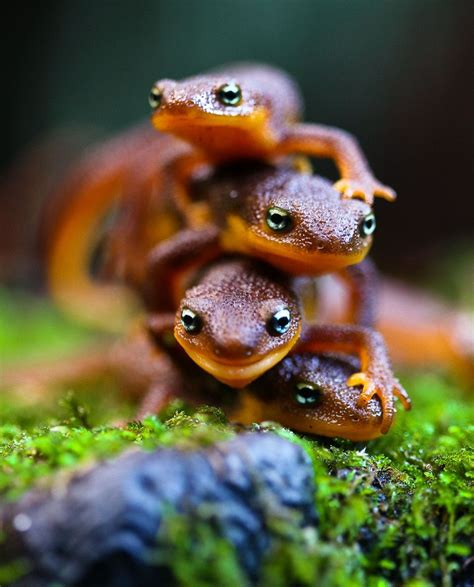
[145,226,221,311]
[295,324,411,433]
[338,257,379,327]
[278,123,395,204]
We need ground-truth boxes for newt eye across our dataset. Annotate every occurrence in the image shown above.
[180,308,202,334]
[266,206,292,232]
[294,382,322,406]
[149,87,163,110]
[268,308,292,336]
[359,212,376,237]
[216,83,242,106]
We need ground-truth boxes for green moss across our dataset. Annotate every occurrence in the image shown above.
[1,291,473,585]
[153,512,247,587]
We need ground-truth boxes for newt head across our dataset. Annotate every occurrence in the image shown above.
[148,72,280,160]
[173,259,301,388]
[250,353,384,441]
[202,165,375,275]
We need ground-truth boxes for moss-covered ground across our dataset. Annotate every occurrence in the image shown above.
[0,288,472,586]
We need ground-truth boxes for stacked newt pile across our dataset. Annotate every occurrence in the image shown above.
[45,63,415,441]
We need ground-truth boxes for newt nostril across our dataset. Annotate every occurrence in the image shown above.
[213,340,255,361]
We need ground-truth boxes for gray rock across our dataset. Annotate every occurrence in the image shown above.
[1,432,316,586]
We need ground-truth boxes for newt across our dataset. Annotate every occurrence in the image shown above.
[144,164,378,327]
[121,334,396,440]
[45,127,190,331]
[2,328,399,440]
[46,61,388,328]
[150,62,394,204]
[188,162,376,275]
[147,257,303,388]
[241,353,387,441]
[146,257,408,431]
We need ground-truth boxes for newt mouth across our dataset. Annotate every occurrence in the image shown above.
[275,413,384,441]
[152,106,267,130]
[220,216,371,275]
[250,242,369,275]
[175,327,301,388]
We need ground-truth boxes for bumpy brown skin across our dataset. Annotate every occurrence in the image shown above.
[193,163,375,275]
[242,353,385,441]
[1,328,394,439]
[148,258,302,388]
[146,165,377,327]
[151,62,394,203]
[294,324,411,433]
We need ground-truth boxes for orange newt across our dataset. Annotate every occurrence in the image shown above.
[46,61,389,329]
[147,257,302,388]
[241,353,388,441]
[45,127,190,331]
[1,329,394,440]
[150,62,394,204]
[146,257,408,431]
[144,164,378,329]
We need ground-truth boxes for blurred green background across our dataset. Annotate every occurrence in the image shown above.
[1,0,472,285]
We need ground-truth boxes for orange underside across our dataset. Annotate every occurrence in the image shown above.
[228,393,383,441]
[273,411,383,441]
[152,109,277,162]
[175,324,301,388]
[220,215,369,275]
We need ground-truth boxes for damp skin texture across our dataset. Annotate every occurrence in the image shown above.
[150,62,394,204]
[148,258,302,389]
[145,165,377,332]
[191,163,374,275]
[46,62,389,328]
[145,251,409,428]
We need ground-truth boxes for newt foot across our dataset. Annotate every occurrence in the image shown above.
[347,370,411,434]
[334,179,396,205]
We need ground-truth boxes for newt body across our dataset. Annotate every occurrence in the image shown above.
[146,256,408,431]
[190,163,375,276]
[151,63,394,203]
[145,165,377,332]
[2,326,387,440]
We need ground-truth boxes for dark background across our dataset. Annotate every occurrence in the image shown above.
[1,0,472,286]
